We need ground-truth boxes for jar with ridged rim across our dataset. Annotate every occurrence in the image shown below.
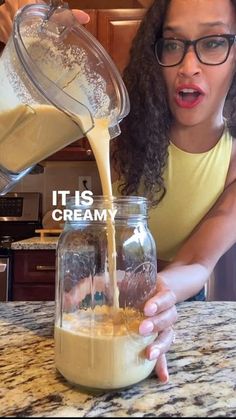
[54,195,157,391]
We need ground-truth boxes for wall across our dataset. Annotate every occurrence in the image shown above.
[11,161,102,217]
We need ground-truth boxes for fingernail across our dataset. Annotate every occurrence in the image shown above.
[161,373,169,384]
[139,320,154,335]
[144,303,157,316]
[149,347,160,360]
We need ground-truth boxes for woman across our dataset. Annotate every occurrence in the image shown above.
[114,0,236,301]
[112,0,236,379]
[114,0,236,302]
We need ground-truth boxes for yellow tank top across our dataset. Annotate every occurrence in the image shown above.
[112,130,232,262]
[148,130,232,261]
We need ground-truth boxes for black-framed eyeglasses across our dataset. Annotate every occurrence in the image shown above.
[154,34,236,67]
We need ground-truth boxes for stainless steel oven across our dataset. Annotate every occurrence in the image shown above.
[0,192,42,301]
[0,192,41,222]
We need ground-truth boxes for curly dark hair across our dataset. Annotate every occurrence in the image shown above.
[112,0,236,207]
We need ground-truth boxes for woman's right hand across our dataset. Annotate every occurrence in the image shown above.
[0,0,90,44]
[139,277,178,383]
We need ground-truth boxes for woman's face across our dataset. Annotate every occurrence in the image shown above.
[161,0,236,128]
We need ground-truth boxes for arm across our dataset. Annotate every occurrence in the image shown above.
[158,179,236,302]
[140,170,236,380]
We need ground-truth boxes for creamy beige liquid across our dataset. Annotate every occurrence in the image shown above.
[0,104,88,173]
[85,119,119,309]
[55,307,156,390]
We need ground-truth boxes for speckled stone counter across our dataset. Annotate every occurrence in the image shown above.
[11,237,58,250]
[1,301,236,417]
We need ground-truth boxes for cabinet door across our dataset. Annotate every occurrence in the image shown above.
[13,250,56,284]
[46,138,94,161]
[12,250,56,301]
[97,9,146,74]
[13,284,55,301]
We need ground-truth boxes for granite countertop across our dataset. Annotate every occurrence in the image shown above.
[1,301,236,417]
[11,237,59,250]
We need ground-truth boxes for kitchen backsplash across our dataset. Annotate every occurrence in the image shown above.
[11,161,102,216]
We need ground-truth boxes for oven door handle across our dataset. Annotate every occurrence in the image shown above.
[0,263,6,272]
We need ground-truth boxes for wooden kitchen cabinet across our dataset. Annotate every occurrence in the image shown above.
[44,8,146,162]
[97,9,146,73]
[45,138,94,161]
[12,250,56,301]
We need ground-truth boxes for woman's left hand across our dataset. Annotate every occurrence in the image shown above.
[139,277,178,383]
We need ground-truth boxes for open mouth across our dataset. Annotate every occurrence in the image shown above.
[179,89,202,103]
[175,87,205,108]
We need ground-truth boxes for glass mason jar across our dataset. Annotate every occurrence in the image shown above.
[55,196,158,391]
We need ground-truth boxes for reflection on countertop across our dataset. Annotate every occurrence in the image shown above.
[0,301,236,417]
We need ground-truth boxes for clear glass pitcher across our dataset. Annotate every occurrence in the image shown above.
[55,196,158,391]
[0,1,130,194]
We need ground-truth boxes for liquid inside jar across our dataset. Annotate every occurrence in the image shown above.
[55,305,156,390]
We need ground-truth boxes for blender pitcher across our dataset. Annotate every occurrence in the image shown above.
[0,0,130,194]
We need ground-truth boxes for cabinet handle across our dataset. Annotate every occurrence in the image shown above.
[36,265,55,271]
